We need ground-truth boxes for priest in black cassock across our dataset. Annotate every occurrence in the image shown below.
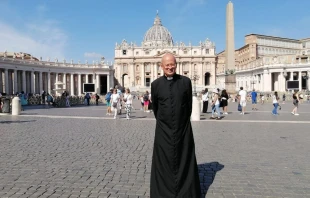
[150,53,201,198]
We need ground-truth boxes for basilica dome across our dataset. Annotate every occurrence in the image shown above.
[143,13,173,47]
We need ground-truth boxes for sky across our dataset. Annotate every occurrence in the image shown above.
[1,0,310,63]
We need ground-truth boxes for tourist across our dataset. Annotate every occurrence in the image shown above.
[239,87,247,115]
[143,90,150,112]
[221,89,229,115]
[282,93,286,104]
[123,88,133,120]
[115,85,123,114]
[261,94,265,104]
[150,53,201,197]
[272,91,279,115]
[95,93,100,105]
[41,90,46,105]
[105,88,113,115]
[110,89,120,119]
[291,91,299,115]
[251,89,258,110]
[202,88,209,113]
[140,95,144,110]
[211,89,221,119]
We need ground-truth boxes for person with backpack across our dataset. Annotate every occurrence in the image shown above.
[105,88,113,115]
[143,90,150,112]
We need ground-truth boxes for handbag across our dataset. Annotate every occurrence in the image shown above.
[238,103,242,111]
[112,102,117,108]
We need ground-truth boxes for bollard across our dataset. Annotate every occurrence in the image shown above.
[12,96,21,115]
[191,95,201,121]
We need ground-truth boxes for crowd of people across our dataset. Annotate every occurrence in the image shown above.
[104,85,152,120]
[200,87,309,119]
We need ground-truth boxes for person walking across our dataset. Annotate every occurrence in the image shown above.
[272,91,279,115]
[123,88,133,120]
[105,88,113,115]
[282,93,286,104]
[291,91,300,115]
[251,89,258,110]
[202,88,209,113]
[110,89,120,119]
[143,91,150,112]
[150,53,201,197]
[239,87,247,115]
[95,93,100,105]
[211,89,221,119]
[221,89,229,115]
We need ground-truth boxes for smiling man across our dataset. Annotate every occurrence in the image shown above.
[150,53,201,197]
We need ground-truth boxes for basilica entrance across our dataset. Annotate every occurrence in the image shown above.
[204,72,210,86]
[100,75,107,94]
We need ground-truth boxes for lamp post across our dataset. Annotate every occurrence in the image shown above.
[190,70,200,96]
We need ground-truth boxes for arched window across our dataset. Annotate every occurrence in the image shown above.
[205,72,211,86]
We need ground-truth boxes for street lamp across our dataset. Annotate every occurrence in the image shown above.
[190,70,200,96]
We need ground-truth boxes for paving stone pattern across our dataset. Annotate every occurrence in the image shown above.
[0,102,310,198]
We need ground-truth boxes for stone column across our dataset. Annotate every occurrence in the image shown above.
[141,63,145,87]
[39,72,43,93]
[13,70,18,94]
[55,73,59,89]
[4,69,9,94]
[307,71,310,91]
[86,74,89,83]
[263,71,271,92]
[96,74,100,94]
[154,63,157,80]
[22,70,26,92]
[0,70,3,93]
[63,73,66,90]
[31,71,35,93]
[47,72,51,94]
[70,74,74,95]
[298,71,302,91]
[107,74,110,92]
[290,72,294,81]
[78,74,81,95]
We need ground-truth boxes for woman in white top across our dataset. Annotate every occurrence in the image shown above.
[211,89,221,120]
[272,91,279,115]
[123,88,133,120]
[110,89,120,119]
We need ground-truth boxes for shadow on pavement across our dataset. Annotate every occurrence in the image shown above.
[198,161,224,198]
[0,120,36,124]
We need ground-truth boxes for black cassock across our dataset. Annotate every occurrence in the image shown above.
[150,74,201,198]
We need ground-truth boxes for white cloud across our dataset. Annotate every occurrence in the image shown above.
[0,3,67,60]
[84,52,103,58]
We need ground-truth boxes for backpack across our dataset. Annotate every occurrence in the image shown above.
[105,92,111,101]
[144,94,149,101]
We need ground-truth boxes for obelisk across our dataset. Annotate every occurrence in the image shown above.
[225,1,236,93]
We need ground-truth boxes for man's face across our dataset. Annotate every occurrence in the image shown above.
[161,54,177,77]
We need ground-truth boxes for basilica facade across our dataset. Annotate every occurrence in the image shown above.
[114,14,217,92]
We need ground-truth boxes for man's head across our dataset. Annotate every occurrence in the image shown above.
[161,53,177,77]
[253,89,255,92]
[240,87,243,90]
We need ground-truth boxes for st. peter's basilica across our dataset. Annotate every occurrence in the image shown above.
[114,13,217,92]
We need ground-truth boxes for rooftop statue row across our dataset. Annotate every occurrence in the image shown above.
[0,51,113,68]
[115,38,215,50]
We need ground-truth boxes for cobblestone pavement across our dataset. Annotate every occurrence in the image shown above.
[0,101,310,198]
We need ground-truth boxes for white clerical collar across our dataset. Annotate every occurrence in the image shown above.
[167,77,173,80]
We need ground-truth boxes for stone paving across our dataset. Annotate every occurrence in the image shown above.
[0,100,310,198]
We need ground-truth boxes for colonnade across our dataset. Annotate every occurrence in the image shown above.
[237,70,310,92]
[0,68,112,95]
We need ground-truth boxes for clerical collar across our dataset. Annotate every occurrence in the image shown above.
[164,74,175,80]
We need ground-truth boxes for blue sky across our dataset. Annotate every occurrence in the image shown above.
[1,0,310,63]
